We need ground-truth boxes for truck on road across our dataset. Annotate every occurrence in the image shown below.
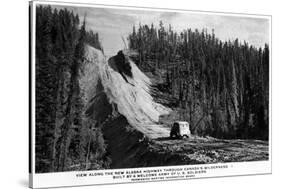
[170,121,191,139]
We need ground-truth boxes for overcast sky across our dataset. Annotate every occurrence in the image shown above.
[50,4,270,56]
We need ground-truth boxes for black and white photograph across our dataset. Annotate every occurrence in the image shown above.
[28,0,271,187]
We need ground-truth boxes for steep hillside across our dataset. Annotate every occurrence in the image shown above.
[82,45,269,169]
[83,45,171,139]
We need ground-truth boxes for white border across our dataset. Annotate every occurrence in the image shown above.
[32,0,271,18]
[31,161,271,188]
[29,0,272,188]
[30,0,36,180]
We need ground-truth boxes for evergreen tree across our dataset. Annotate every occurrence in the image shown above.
[128,22,269,140]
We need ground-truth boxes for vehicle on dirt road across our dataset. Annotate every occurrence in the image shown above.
[170,121,191,139]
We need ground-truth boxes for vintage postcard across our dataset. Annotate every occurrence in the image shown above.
[29,0,271,188]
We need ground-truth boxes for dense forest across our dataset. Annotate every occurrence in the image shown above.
[35,5,109,173]
[128,22,269,140]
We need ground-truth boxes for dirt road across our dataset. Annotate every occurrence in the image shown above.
[102,116,269,169]
[153,136,269,163]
